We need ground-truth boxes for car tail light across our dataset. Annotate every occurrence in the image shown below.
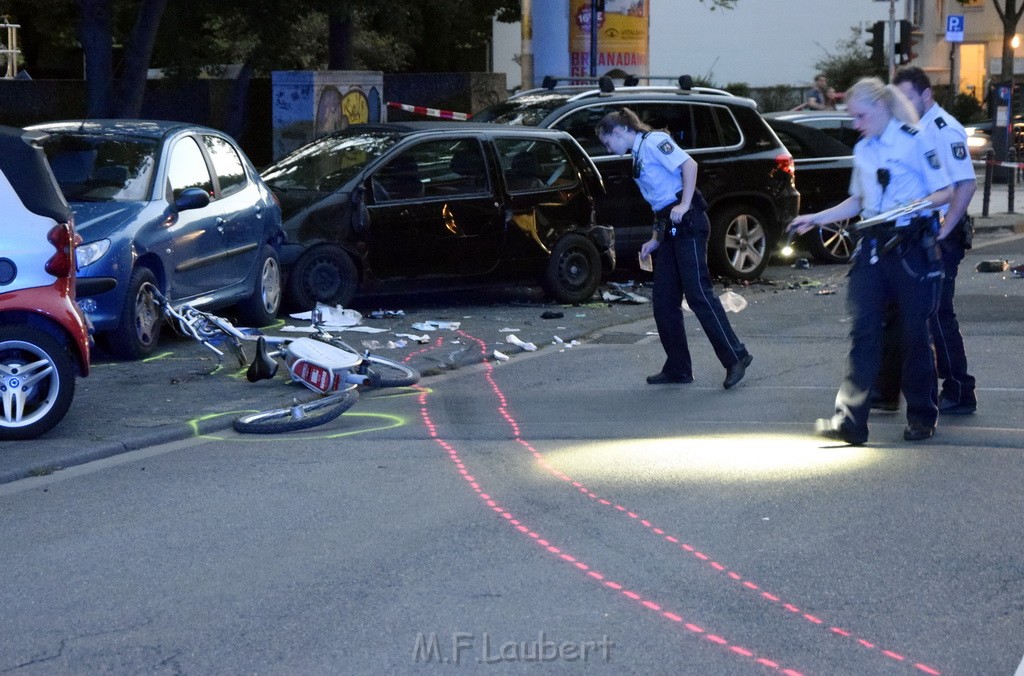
[774,153,795,176]
[45,220,76,278]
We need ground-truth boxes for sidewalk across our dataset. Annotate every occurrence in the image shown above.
[969,175,1024,232]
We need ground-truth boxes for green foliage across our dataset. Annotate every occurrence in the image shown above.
[758,85,801,112]
[813,26,885,91]
[723,82,751,98]
[948,91,987,123]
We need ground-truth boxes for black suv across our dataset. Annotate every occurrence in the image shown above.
[474,79,800,280]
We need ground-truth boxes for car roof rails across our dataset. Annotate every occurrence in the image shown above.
[536,73,732,97]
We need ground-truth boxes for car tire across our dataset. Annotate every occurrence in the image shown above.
[236,245,282,327]
[287,246,359,310]
[107,266,162,360]
[0,324,77,440]
[806,219,856,264]
[709,204,770,280]
[542,233,601,304]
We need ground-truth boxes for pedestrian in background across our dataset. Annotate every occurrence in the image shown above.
[788,77,953,444]
[805,74,830,110]
[871,66,978,415]
[595,108,753,389]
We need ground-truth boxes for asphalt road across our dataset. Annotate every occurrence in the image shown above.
[1,229,1022,673]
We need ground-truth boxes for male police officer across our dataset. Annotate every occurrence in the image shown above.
[873,67,978,415]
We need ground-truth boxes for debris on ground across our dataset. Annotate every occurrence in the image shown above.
[395,333,430,343]
[412,320,461,331]
[1012,264,1024,278]
[791,258,811,269]
[368,309,405,318]
[493,350,510,362]
[816,289,837,295]
[540,311,564,319]
[505,334,537,351]
[976,260,1010,272]
[682,290,748,313]
[603,282,651,304]
[290,304,362,327]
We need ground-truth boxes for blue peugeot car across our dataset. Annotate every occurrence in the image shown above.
[29,120,284,360]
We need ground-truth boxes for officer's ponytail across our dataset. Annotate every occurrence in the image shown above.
[847,77,919,125]
[595,107,653,136]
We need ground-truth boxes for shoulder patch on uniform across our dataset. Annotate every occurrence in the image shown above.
[951,141,967,160]
[925,149,941,169]
[900,123,919,135]
[658,139,674,154]
[934,116,947,129]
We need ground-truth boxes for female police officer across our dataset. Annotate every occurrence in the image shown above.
[788,78,953,444]
[596,108,753,389]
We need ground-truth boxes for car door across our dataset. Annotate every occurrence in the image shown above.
[200,133,265,288]
[365,137,504,278]
[162,134,227,299]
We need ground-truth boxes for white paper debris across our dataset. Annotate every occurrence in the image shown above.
[412,321,461,331]
[290,303,362,327]
[493,350,510,361]
[395,333,430,343]
[505,334,537,351]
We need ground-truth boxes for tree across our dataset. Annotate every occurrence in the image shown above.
[958,0,1024,80]
[813,26,885,92]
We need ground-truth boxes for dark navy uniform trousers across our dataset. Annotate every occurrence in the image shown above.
[838,234,943,439]
[875,220,976,407]
[651,206,748,378]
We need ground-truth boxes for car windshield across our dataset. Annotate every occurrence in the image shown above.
[41,133,158,202]
[471,92,574,126]
[262,130,400,192]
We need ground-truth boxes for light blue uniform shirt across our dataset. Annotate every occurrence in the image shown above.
[919,103,975,219]
[850,117,951,219]
[631,130,691,211]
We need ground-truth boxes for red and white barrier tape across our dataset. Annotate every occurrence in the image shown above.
[974,158,1024,169]
[387,101,468,121]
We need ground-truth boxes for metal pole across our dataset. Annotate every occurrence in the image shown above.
[1009,146,1016,213]
[520,0,533,90]
[983,148,993,217]
[589,0,599,78]
[887,0,896,82]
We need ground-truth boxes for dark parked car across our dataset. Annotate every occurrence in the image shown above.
[762,110,859,150]
[261,122,614,308]
[473,80,800,280]
[28,120,285,360]
[763,116,856,263]
[0,125,90,439]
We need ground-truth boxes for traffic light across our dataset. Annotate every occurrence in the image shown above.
[896,20,919,64]
[866,21,886,69]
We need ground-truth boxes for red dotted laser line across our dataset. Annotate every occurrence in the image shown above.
[416,381,804,674]
[448,329,942,676]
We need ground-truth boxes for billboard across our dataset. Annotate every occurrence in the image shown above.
[568,0,650,78]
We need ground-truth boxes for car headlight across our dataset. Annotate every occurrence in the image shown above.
[76,239,111,268]
[966,136,987,148]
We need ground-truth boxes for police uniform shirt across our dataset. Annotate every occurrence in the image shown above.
[631,130,691,211]
[850,117,952,218]
[919,103,975,217]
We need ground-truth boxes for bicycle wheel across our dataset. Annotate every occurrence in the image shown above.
[362,355,420,388]
[232,388,359,434]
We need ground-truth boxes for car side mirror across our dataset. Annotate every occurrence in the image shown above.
[174,187,211,212]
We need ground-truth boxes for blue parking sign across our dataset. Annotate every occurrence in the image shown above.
[946,15,964,42]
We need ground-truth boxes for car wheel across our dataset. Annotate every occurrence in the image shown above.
[709,204,770,280]
[107,267,162,360]
[542,233,601,304]
[287,246,359,310]
[0,324,76,440]
[236,246,282,327]
[806,218,856,264]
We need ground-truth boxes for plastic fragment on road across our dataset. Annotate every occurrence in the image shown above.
[493,349,510,361]
[290,303,362,327]
[719,290,748,313]
[505,334,537,351]
[976,260,1010,272]
[499,327,521,332]
[1012,264,1024,277]
[791,258,811,269]
[411,320,461,331]
[369,309,405,318]
[362,340,383,350]
[816,289,837,295]
[395,333,430,343]
[602,289,650,304]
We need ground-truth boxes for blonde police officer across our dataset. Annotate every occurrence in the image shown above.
[789,78,953,444]
[595,108,752,389]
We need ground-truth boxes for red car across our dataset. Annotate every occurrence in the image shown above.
[0,125,90,440]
